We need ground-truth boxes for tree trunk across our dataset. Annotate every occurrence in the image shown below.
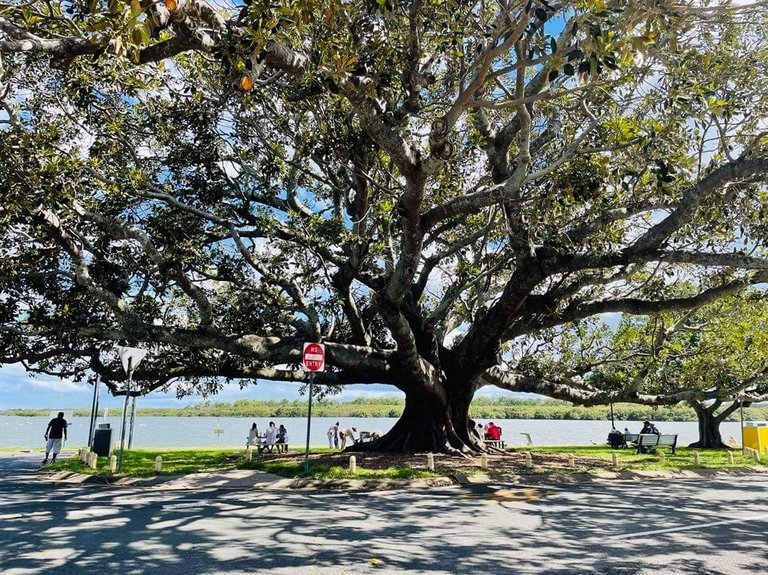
[347,380,484,454]
[688,400,731,449]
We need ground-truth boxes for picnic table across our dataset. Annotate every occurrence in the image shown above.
[247,434,288,453]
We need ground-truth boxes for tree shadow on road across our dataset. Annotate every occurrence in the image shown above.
[1,474,767,574]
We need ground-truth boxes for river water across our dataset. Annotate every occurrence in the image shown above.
[0,415,745,449]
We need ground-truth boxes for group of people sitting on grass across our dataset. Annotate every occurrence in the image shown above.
[247,421,289,452]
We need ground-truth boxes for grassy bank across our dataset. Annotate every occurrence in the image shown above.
[5,396,768,421]
[526,445,765,473]
[45,447,241,476]
[39,444,766,480]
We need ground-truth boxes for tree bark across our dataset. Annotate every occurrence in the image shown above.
[347,379,483,454]
[688,399,737,449]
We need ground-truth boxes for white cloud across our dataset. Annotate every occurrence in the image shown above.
[27,378,85,393]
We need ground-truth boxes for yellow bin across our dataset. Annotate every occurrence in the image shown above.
[743,422,768,453]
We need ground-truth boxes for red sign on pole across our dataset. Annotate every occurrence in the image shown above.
[302,342,325,372]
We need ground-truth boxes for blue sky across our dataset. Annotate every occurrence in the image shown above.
[0,363,514,410]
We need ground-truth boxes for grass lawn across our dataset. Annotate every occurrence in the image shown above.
[38,444,766,479]
[527,445,765,472]
[44,447,241,476]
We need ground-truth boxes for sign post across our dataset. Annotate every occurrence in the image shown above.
[87,374,101,450]
[115,346,148,473]
[302,342,325,474]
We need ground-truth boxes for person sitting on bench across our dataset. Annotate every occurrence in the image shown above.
[640,421,654,435]
[247,423,260,447]
[276,424,288,452]
[607,427,625,449]
[485,422,502,441]
[264,421,278,450]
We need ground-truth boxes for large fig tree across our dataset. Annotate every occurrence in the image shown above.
[2,0,768,453]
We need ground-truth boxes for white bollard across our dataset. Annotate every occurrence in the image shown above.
[480,453,488,469]
[349,455,357,474]
[567,454,575,467]
[426,453,435,471]
[525,452,533,468]
[658,451,665,463]
[728,451,734,465]
[80,448,88,463]
[754,450,761,463]
[88,452,98,469]
[611,452,618,467]
[154,455,163,473]
[109,455,117,474]
[693,451,700,466]
[246,446,253,461]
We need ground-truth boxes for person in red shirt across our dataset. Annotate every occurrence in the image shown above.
[486,422,502,441]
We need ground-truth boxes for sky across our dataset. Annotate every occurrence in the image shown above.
[0,363,515,411]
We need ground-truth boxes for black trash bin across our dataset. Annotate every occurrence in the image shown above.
[92,423,112,456]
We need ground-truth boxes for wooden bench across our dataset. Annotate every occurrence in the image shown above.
[484,439,506,449]
[623,433,639,446]
[636,433,678,454]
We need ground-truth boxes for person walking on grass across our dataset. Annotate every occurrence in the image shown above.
[43,412,67,464]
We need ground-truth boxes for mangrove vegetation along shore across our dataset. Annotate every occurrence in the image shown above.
[3,397,768,421]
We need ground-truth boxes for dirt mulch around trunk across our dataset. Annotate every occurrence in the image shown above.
[261,450,611,475]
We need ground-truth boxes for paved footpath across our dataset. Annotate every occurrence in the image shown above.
[2,451,768,574]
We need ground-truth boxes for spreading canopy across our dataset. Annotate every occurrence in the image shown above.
[534,290,768,445]
[2,0,768,452]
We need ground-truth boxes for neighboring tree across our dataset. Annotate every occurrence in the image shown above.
[2,1,768,453]
[532,292,768,448]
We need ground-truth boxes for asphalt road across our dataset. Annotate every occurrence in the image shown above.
[1,452,767,574]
